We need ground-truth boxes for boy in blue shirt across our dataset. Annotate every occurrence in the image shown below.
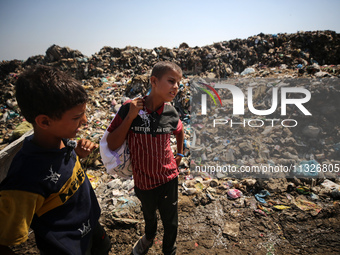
[0,66,111,255]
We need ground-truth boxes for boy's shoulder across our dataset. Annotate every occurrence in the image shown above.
[117,100,132,117]
[158,103,179,128]
[2,149,44,192]
[2,136,68,191]
[122,99,132,105]
[163,102,178,115]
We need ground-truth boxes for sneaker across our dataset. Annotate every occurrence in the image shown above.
[132,235,153,255]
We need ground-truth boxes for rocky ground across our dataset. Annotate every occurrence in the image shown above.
[1,30,340,254]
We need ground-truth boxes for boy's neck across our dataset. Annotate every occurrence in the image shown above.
[144,94,164,112]
[32,129,65,150]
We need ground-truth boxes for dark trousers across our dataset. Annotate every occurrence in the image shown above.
[40,223,110,255]
[134,177,178,255]
[86,223,111,255]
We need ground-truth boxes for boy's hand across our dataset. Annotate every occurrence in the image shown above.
[127,97,144,120]
[175,155,182,166]
[75,139,98,158]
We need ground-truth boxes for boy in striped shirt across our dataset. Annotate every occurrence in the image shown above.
[106,61,184,255]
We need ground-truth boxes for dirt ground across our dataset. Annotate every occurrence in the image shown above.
[12,176,340,255]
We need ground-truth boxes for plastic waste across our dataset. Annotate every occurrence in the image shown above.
[294,198,322,215]
[296,160,320,177]
[87,173,100,189]
[227,189,243,199]
[296,185,310,194]
[273,205,290,210]
[254,209,267,217]
[255,190,270,204]
[241,67,255,75]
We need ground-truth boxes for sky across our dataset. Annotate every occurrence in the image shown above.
[0,0,339,61]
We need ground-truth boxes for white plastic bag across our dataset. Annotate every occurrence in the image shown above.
[99,130,132,179]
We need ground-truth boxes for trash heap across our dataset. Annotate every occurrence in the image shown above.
[1,30,340,255]
[1,30,340,150]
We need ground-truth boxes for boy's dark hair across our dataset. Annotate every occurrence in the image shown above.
[15,65,88,124]
[151,61,182,79]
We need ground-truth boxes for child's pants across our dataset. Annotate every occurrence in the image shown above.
[39,223,111,255]
[134,177,178,255]
[86,223,111,255]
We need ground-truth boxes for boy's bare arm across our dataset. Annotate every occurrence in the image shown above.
[175,128,184,166]
[107,97,143,151]
[106,114,134,151]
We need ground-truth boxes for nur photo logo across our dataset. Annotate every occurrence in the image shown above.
[192,78,312,118]
[195,81,223,115]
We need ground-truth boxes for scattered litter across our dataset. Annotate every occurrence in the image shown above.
[255,190,271,204]
[294,198,322,215]
[227,189,243,199]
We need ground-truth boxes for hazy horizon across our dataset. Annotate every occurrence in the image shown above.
[1,0,339,61]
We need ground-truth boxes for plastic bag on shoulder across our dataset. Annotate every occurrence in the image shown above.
[100,130,132,179]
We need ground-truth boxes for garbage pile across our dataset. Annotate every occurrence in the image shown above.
[1,30,340,149]
[1,29,340,255]
[2,30,339,82]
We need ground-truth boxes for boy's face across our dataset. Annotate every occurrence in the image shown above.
[47,103,88,139]
[151,69,182,102]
